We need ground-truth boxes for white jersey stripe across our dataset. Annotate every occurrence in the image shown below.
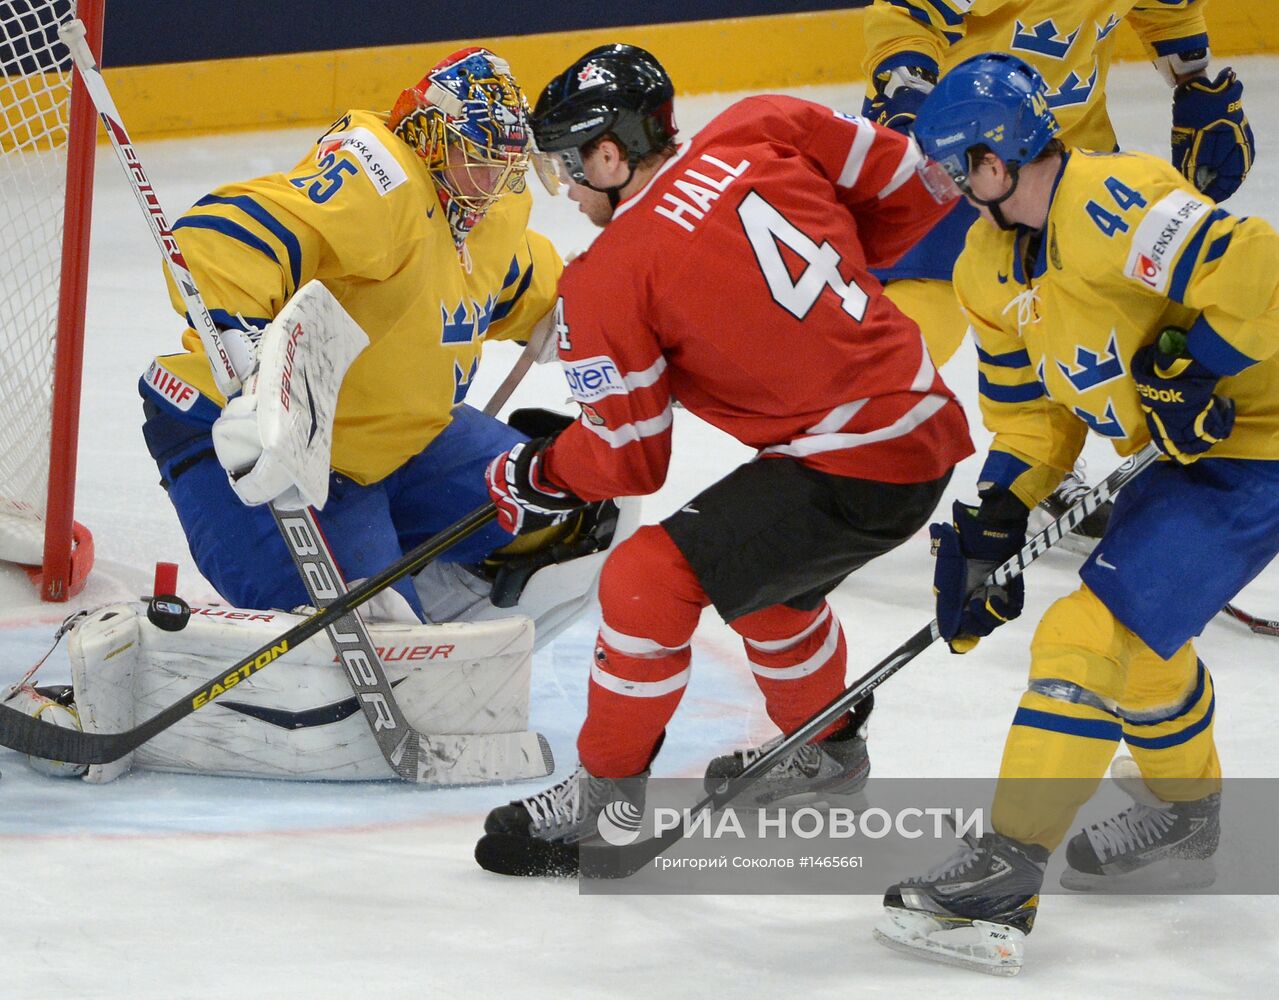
[748,618,842,681]
[618,355,667,391]
[809,397,869,435]
[743,606,832,653]
[837,122,876,190]
[878,138,924,200]
[579,405,674,449]
[909,333,937,392]
[591,659,691,698]
[599,622,689,658]
[760,394,950,460]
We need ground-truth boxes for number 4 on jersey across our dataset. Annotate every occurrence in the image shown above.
[738,190,868,322]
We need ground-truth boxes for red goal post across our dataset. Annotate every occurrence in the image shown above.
[0,0,103,600]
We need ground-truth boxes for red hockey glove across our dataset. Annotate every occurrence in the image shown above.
[485,437,585,535]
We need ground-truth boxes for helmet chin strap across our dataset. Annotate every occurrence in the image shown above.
[964,163,1022,231]
[573,154,640,210]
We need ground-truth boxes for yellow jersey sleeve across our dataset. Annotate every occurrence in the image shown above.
[863,0,969,79]
[1126,0,1210,61]
[1120,191,1279,374]
[484,229,563,345]
[956,226,1087,507]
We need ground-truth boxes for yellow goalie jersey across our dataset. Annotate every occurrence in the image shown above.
[146,109,562,485]
[863,0,1209,151]
[957,150,1279,508]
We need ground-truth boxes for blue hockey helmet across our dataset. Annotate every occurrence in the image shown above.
[912,53,1059,191]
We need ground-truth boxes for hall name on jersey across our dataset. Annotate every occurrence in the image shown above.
[655,153,751,232]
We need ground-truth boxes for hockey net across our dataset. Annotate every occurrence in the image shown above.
[0,0,101,600]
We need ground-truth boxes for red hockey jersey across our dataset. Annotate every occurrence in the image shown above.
[542,95,973,500]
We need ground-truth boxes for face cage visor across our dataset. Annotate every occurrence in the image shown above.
[551,145,591,188]
[434,127,530,216]
[918,151,970,202]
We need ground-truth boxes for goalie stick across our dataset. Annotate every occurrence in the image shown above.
[59,21,529,785]
[481,308,556,417]
[0,503,496,765]
[574,444,1163,878]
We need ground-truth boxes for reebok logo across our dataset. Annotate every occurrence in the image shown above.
[1135,383,1185,404]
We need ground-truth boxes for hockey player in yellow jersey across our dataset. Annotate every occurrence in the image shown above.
[873,54,1279,975]
[860,0,1254,549]
[139,48,568,620]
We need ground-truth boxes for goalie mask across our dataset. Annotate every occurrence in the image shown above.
[390,47,531,247]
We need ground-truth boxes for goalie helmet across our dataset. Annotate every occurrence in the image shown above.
[530,44,677,192]
[390,47,531,246]
[912,52,1059,194]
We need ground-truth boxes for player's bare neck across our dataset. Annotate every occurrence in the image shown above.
[1011,155,1061,232]
[620,152,672,202]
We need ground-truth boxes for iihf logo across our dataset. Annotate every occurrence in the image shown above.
[596,799,643,846]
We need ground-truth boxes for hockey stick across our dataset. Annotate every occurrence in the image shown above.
[0,503,496,764]
[577,444,1163,878]
[59,20,521,784]
[56,22,253,398]
[481,309,556,417]
[1221,602,1279,637]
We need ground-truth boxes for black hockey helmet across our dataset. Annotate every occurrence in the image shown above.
[531,45,677,200]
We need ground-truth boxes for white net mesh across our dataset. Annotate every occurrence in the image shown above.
[0,0,77,564]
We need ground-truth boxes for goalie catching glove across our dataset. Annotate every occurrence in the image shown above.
[932,493,1029,654]
[211,371,307,509]
[1130,339,1236,465]
[485,437,586,534]
[1171,67,1254,202]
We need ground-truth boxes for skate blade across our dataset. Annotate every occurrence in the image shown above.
[873,907,1025,977]
[474,833,579,878]
[1060,856,1216,892]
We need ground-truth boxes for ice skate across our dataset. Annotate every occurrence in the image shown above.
[1027,462,1113,556]
[873,830,1049,977]
[703,704,871,807]
[1061,756,1219,891]
[475,764,647,877]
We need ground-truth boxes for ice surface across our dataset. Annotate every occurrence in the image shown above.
[2,57,1277,999]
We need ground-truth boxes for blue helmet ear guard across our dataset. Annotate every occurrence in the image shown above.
[913,52,1060,189]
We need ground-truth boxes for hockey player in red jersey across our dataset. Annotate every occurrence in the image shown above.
[475,45,974,876]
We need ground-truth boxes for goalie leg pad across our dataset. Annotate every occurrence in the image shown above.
[68,602,547,783]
